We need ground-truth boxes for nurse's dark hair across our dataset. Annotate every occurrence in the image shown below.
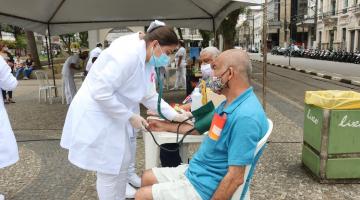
[144,26,179,46]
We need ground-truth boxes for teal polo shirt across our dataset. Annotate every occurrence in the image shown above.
[185,87,268,200]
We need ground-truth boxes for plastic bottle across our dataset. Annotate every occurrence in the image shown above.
[191,87,203,112]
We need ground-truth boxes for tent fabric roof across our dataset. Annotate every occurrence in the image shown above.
[0,0,260,35]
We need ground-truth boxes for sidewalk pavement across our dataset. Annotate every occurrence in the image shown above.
[0,78,359,199]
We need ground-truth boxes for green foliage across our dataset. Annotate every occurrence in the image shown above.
[15,35,27,49]
[60,33,74,53]
[199,30,213,48]
[79,32,88,48]
[0,40,16,49]
[70,42,80,49]
[217,7,246,50]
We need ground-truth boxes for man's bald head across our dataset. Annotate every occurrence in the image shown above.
[216,49,252,84]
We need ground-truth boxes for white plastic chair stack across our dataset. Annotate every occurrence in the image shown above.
[231,119,273,200]
[34,71,62,104]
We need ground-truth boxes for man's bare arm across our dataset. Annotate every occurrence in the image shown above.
[211,166,245,200]
[147,119,199,135]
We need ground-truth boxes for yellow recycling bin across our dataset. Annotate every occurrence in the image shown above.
[302,90,360,183]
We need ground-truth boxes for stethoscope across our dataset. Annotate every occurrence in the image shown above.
[143,66,194,152]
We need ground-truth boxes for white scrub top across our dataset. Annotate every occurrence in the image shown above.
[62,54,80,104]
[85,47,102,72]
[61,33,178,174]
[175,47,187,66]
[0,55,19,168]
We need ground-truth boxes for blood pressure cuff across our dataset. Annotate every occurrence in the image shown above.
[191,101,215,134]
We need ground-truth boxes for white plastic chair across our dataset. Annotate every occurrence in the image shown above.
[34,71,62,104]
[231,118,273,200]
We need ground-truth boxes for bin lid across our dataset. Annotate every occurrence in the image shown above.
[305,90,360,110]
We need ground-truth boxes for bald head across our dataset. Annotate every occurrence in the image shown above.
[216,49,252,84]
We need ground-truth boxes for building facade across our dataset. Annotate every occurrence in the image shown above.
[316,0,360,50]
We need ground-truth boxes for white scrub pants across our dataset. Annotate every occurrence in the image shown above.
[127,133,137,178]
[96,134,131,200]
[174,64,186,89]
[62,76,76,105]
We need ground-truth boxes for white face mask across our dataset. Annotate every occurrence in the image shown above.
[200,63,212,80]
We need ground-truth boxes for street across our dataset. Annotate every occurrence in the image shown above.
[250,53,360,82]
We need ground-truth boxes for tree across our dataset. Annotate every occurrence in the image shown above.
[217,7,246,50]
[177,28,183,40]
[199,30,213,48]
[60,33,74,54]
[25,31,41,69]
[79,32,88,48]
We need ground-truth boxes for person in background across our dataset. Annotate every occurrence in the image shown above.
[23,54,35,80]
[1,45,15,103]
[14,56,24,80]
[62,51,88,104]
[171,40,186,90]
[85,43,103,74]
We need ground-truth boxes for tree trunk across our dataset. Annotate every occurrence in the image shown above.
[25,31,41,69]
[217,8,245,50]
[60,34,73,54]
[199,30,212,48]
[79,32,89,48]
[177,28,183,40]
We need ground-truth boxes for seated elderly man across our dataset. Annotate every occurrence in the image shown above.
[179,46,223,110]
[136,49,269,200]
[199,46,220,80]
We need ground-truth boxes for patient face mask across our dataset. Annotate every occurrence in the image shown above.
[208,68,230,93]
[148,44,170,68]
[200,63,212,80]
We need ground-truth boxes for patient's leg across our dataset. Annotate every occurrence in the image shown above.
[141,169,159,186]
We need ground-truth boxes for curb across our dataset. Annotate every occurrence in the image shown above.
[251,59,360,87]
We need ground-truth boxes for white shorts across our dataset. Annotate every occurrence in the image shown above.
[152,164,202,200]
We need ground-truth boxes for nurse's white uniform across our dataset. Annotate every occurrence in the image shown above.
[61,33,178,175]
[85,46,102,72]
[62,54,80,104]
[0,55,19,169]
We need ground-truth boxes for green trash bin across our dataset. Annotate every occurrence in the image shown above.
[302,90,360,183]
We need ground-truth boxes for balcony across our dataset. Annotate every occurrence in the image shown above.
[323,10,337,18]
[322,10,338,25]
[354,4,360,16]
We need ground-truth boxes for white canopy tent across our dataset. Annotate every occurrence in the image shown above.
[0,0,261,95]
[0,0,260,35]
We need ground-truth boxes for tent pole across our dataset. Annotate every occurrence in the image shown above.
[262,0,268,111]
[212,18,217,47]
[47,24,57,96]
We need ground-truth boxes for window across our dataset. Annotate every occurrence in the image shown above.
[331,0,336,15]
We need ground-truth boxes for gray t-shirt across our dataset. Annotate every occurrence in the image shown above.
[175,47,186,66]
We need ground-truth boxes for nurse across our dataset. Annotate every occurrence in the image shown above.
[60,21,190,200]
[61,51,88,104]
[0,48,19,200]
[85,42,102,73]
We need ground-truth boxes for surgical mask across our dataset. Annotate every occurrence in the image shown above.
[148,45,170,68]
[208,68,230,93]
[200,63,212,80]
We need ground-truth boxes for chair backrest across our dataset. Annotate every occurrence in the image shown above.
[34,71,50,88]
[231,118,273,200]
